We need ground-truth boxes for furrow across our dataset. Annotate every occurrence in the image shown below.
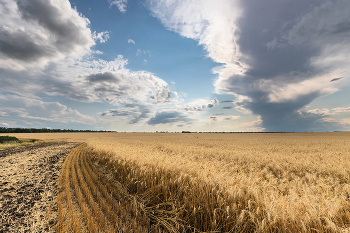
[74,148,110,231]
[63,150,81,232]
[71,148,99,233]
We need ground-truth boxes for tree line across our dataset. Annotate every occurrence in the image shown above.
[0,127,115,133]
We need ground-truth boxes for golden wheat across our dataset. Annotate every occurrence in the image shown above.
[57,144,154,232]
[82,132,350,232]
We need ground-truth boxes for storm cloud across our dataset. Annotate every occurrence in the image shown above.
[147,0,350,131]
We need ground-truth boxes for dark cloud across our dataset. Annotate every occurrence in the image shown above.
[147,111,192,125]
[215,0,350,131]
[330,77,343,82]
[87,72,121,83]
[180,98,220,111]
[0,27,54,61]
[16,0,92,53]
[0,0,94,69]
[222,106,233,109]
[101,104,151,124]
[221,100,234,103]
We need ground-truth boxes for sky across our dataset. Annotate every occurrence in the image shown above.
[0,0,349,132]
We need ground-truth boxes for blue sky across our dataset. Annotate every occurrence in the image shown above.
[0,0,349,132]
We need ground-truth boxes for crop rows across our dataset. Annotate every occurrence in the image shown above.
[57,133,350,232]
[85,133,350,232]
[57,144,153,232]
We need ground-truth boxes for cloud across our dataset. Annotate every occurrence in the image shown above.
[147,0,350,131]
[0,45,175,107]
[0,122,10,127]
[92,31,110,43]
[340,119,350,126]
[83,69,173,105]
[128,39,135,44]
[101,104,151,124]
[222,106,233,109]
[108,0,128,12]
[147,111,193,125]
[330,77,343,82]
[221,100,234,103]
[209,115,240,122]
[0,0,95,70]
[305,108,334,116]
[174,98,219,111]
[332,107,350,113]
[0,94,98,126]
[136,49,151,57]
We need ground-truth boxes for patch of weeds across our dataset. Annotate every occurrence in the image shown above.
[0,136,42,149]
[0,136,20,143]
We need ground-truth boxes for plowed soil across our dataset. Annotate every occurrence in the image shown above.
[0,142,81,233]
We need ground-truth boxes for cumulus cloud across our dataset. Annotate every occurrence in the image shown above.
[0,40,175,108]
[174,98,219,111]
[101,104,151,124]
[147,0,350,131]
[84,69,172,105]
[92,31,110,43]
[147,111,193,125]
[108,0,128,12]
[0,0,95,70]
[128,39,135,44]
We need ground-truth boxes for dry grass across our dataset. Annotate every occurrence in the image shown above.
[74,132,350,232]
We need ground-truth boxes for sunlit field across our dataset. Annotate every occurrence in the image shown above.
[55,132,350,232]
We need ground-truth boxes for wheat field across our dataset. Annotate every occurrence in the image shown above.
[58,132,350,232]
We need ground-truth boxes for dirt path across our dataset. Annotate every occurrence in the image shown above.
[0,142,81,233]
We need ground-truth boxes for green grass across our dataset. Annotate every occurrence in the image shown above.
[0,136,21,143]
[0,136,41,149]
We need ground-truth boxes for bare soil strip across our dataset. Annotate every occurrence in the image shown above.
[0,142,81,233]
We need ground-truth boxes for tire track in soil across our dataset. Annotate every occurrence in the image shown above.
[0,142,81,233]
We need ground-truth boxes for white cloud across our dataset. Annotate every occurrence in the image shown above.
[332,107,350,113]
[146,0,242,64]
[108,0,128,13]
[209,115,240,121]
[128,39,135,44]
[174,98,219,111]
[305,108,334,116]
[0,122,10,127]
[136,49,151,57]
[0,0,95,70]
[340,119,350,126]
[93,31,110,43]
[0,94,99,125]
